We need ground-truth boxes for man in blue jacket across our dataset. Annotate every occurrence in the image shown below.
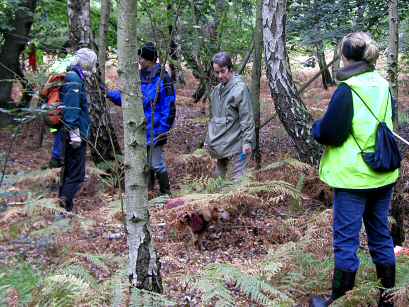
[59,48,95,212]
[107,42,176,195]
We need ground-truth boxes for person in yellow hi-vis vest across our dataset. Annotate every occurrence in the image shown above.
[309,32,398,307]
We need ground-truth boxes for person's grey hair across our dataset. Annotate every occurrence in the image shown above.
[71,48,98,73]
[341,32,379,65]
[212,52,233,70]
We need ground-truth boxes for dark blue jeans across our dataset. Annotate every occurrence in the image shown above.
[333,186,396,272]
[59,135,86,212]
[51,129,64,161]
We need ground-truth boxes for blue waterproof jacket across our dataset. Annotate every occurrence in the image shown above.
[107,64,176,145]
[61,65,91,138]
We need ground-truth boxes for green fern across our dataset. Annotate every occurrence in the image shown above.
[56,264,98,288]
[130,288,177,306]
[0,263,41,306]
[33,273,92,307]
[188,263,293,306]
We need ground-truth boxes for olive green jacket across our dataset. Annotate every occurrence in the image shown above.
[205,74,256,159]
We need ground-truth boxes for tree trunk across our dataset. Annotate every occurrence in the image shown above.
[387,0,399,123]
[167,4,185,86]
[331,40,341,82]
[67,0,92,49]
[0,0,37,108]
[98,0,111,84]
[251,0,263,169]
[262,0,322,165]
[84,76,122,165]
[117,0,162,292]
[67,0,122,166]
[315,41,334,90]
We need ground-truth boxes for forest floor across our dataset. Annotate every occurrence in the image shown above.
[2,63,409,306]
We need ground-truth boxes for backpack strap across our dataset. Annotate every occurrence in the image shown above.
[341,82,388,152]
[344,83,380,123]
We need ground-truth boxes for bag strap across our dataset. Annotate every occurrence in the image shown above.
[342,83,391,152]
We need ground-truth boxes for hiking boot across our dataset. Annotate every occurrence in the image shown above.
[157,171,171,195]
[376,264,395,307]
[309,268,356,307]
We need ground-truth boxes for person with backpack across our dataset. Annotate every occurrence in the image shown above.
[309,32,399,307]
[107,42,176,195]
[58,48,96,213]
[204,52,255,182]
[40,54,76,169]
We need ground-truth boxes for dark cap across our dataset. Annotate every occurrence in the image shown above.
[138,42,157,62]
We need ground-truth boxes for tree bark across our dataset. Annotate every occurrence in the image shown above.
[387,0,399,122]
[315,41,334,89]
[67,0,122,166]
[331,40,341,81]
[67,0,92,49]
[0,0,37,107]
[117,0,162,292]
[251,0,263,169]
[262,0,322,165]
[167,4,185,86]
[98,0,111,84]
[84,75,122,165]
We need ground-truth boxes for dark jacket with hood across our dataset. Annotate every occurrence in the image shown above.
[107,64,176,146]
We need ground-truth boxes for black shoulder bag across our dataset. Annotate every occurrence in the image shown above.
[348,86,401,173]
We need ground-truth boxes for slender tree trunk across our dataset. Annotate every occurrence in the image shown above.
[387,0,399,120]
[332,40,341,81]
[167,4,184,86]
[262,0,322,165]
[251,0,263,169]
[117,0,162,292]
[67,0,92,49]
[315,41,334,89]
[0,0,37,108]
[67,0,122,166]
[98,0,111,84]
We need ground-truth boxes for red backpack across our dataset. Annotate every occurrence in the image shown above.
[40,74,65,128]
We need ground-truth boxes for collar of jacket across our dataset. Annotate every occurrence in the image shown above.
[336,61,374,81]
[220,74,242,93]
[67,64,85,80]
[140,63,161,83]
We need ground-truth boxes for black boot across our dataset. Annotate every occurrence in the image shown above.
[148,170,156,191]
[376,264,395,307]
[157,171,171,195]
[309,268,356,307]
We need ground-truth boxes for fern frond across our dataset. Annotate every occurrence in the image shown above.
[33,273,92,307]
[0,263,40,305]
[75,252,110,272]
[130,288,177,307]
[188,263,293,306]
[259,158,311,173]
[56,264,98,288]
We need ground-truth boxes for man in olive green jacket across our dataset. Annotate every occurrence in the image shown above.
[205,52,255,181]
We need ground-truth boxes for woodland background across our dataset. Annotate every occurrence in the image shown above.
[1,0,409,306]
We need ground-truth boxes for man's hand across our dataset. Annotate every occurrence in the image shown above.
[242,144,252,155]
[69,128,81,149]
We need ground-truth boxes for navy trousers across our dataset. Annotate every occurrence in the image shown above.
[51,129,64,161]
[333,186,396,272]
[59,135,86,212]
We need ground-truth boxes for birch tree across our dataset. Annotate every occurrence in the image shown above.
[98,0,111,84]
[67,0,122,166]
[263,0,321,165]
[117,0,162,292]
